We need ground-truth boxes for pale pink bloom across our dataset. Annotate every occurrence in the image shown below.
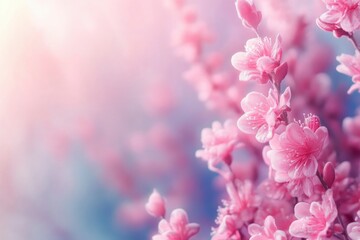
[145,189,166,218]
[237,87,291,143]
[267,120,328,182]
[347,211,360,240]
[248,215,287,240]
[235,0,262,30]
[196,120,242,171]
[152,209,200,240]
[318,0,360,33]
[336,51,360,94]
[289,190,338,240]
[211,215,241,240]
[231,35,284,84]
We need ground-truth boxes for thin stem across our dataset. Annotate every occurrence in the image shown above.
[348,34,360,52]
[316,171,350,240]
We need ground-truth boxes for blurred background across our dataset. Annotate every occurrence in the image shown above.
[0,0,358,239]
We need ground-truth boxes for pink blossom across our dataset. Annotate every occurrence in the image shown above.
[196,120,242,171]
[225,180,262,222]
[231,35,284,84]
[248,215,287,240]
[289,190,338,240]
[237,87,291,143]
[145,189,166,218]
[318,0,360,33]
[343,110,360,150]
[211,215,241,240]
[267,120,328,182]
[235,0,262,30]
[336,51,360,94]
[153,208,200,240]
[347,211,360,240]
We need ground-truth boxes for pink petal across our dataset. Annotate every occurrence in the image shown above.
[294,202,311,219]
[241,91,269,113]
[303,156,318,177]
[248,223,263,235]
[271,34,282,61]
[231,52,248,71]
[341,8,360,32]
[185,223,200,238]
[240,70,262,82]
[289,219,310,238]
[159,219,172,234]
[273,62,288,84]
[169,209,188,231]
[320,10,343,24]
[237,112,265,134]
[255,123,271,143]
[347,222,360,240]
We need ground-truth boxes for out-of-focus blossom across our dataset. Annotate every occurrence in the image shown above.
[254,199,294,230]
[317,0,360,33]
[336,51,360,94]
[231,35,284,84]
[145,189,166,218]
[267,119,328,182]
[289,190,337,239]
[248,215,287,240]
[196,120,242,171]
[343,113,360,150]
[237,87,291,143]
[152,209,200,240]
[347,211,360,240]
[235,0,262,30]
[172,6,213,62]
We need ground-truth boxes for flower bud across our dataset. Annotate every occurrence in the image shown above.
[235,0,262,30]
[145,189,166,218]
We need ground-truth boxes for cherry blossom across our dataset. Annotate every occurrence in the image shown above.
[231,35,285,84]
[248,215,287,240]
[289,190,337,240]
[196,120,243,171]
[152,209,200,240]
[336,51,360,94]
[237,87,291,143]
[267,119,328,182]
[318,0,360,33]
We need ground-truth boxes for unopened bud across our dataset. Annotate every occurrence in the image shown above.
[145,189,166,218]
[323,162,335,188]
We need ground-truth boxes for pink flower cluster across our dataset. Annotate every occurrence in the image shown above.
[145,1,360,240]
